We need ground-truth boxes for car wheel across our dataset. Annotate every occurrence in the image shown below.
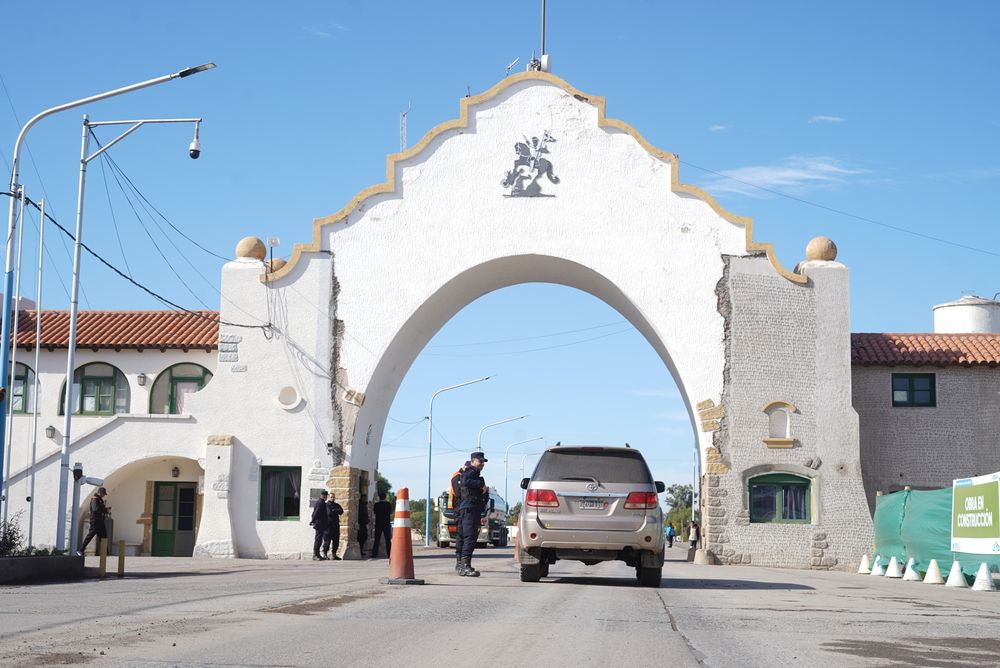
[636,565,662,588]
[520,563,542,582]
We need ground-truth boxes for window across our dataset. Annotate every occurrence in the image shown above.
[749,473,810,523]
[260,466,302,521]
[149,363,213,414]
[762,401,795,448]
[11,362,35,413]
[891,373,936,407]
[59,363,130,416]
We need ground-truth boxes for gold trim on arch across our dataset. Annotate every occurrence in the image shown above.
[262,71,805,284]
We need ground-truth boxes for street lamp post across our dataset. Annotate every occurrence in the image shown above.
[476,414,527,453]
[426,376,491,546]
[0,63,215,540]
[519,451,544,505]
[61,115,205,554]
[503,436,544,508]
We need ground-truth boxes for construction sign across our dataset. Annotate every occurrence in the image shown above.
[951,472,1000,554]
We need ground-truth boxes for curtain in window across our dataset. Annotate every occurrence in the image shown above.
[174,382,200,413]
[283,470,301,517]
[782,485,807,520]
[263,471,281,518]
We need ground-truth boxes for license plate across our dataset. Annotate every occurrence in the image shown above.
[579,498,605,510]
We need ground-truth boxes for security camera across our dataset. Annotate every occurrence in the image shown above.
[188,121,202,159]
[83,476,104,487]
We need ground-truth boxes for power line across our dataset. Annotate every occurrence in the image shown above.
[97,154,133,277]
[422,326,634,357]
[0,71,93,308]
[427,320,628,348]
[680,159,1000,259]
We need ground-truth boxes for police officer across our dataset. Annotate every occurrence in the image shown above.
[310,490,330,560]
[449,460,470,573]
[78,487,111,556]
[324,492,344,560]
[458,451,488,577]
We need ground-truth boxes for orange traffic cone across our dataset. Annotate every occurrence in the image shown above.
[379,488,424,585]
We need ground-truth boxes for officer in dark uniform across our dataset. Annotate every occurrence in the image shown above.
[357,497,370,558]
[324,492,344,560]
[458,452,488,577]
[78,487,111,556]
[449,460,470,572]
[309,490,330,560]
[371,492,393,558]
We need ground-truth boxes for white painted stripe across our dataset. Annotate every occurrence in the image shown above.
[395,519,413,528]
[395,500,410,512]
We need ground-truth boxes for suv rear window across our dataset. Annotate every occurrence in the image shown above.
[532,449,653,484]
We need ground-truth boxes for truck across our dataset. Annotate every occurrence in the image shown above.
[434,487,510,548]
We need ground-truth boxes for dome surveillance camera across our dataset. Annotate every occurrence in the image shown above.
[188,138,201,159]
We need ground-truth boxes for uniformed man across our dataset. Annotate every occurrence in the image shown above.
[78,487,111,556]
[449,460,470,573]
[309,490,330,560]
[323,492,344,560]
[458,451,488,577]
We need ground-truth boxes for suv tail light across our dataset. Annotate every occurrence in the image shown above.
[526,489,560,508]
[624,492,659,509]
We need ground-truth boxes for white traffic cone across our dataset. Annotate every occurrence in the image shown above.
[857,554,871,574]
[870,555,885,576]
[971,563,996,592]
[902,558,921,581]
[885,556,903,578]
[923,559,945,584]
[946,560,968,588]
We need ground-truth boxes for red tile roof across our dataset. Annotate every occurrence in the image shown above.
[14,310,219,351]
[851,333,1000,367]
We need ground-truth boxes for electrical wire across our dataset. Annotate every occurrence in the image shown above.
[97,154,133,277]
[680,159,1000,259]
[426,320,628,348]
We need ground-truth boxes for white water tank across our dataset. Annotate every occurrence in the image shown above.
[933,295,1000,333]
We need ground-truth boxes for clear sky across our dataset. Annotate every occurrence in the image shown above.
[3,2,998,499]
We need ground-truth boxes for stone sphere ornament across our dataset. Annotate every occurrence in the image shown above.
[235,236,267,260]
[805,236,838,262]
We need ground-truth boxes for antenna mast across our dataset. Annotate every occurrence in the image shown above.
[541,0,546,56]
[399,102,411,152]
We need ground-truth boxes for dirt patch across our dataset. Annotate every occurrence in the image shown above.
[822,636,1000,667]
[18,652,96,666]
[263,589,382,615]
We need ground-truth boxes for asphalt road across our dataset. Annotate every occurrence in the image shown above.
[1,546,999,667]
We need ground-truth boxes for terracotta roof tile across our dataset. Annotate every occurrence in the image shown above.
[14,310,219,351]
[851,333,1000,367]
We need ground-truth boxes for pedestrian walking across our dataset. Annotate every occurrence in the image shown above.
[324,493,344,560]
[357,496,369,558]
[78,487,111,556]
[449,460,470,572]
[688,520,700,549]
[666,522,676,548]
[371,492,392,559]
[458,451,488,577]
[310,490,330,560]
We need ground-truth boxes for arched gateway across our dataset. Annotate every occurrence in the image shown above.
[202,72,871,567]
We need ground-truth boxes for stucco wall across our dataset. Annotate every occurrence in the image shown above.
[853,364,1000,511]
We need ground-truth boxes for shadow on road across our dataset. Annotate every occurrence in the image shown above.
[545,575,813,590]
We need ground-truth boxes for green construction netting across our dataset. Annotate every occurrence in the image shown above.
[873,488,1000,580]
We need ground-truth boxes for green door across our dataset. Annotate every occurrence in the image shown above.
[152,482,177,556]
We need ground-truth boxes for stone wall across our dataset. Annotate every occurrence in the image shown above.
[853,364,1000,511]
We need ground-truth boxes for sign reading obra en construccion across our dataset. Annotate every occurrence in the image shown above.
[951,472,1000,554]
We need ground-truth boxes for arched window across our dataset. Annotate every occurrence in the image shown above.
[11,362,35,413]
[59,362,130,416]
[762,401,796,448]
[748,473,811,524]
[149,363,213,414]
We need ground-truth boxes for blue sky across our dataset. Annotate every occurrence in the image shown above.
[3,2,998,498]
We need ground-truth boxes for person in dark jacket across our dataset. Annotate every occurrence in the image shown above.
[323,493,344,560]
[449,461,470,572]
[357,497,370,558]
[458,452,488,577]
[78,487,111,556]
[371,492,392,559]
[309,490,330,560]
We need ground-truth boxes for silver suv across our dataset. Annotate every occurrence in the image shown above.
[518,445,666,587]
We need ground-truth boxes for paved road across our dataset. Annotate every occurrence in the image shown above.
[1,546,999,667]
